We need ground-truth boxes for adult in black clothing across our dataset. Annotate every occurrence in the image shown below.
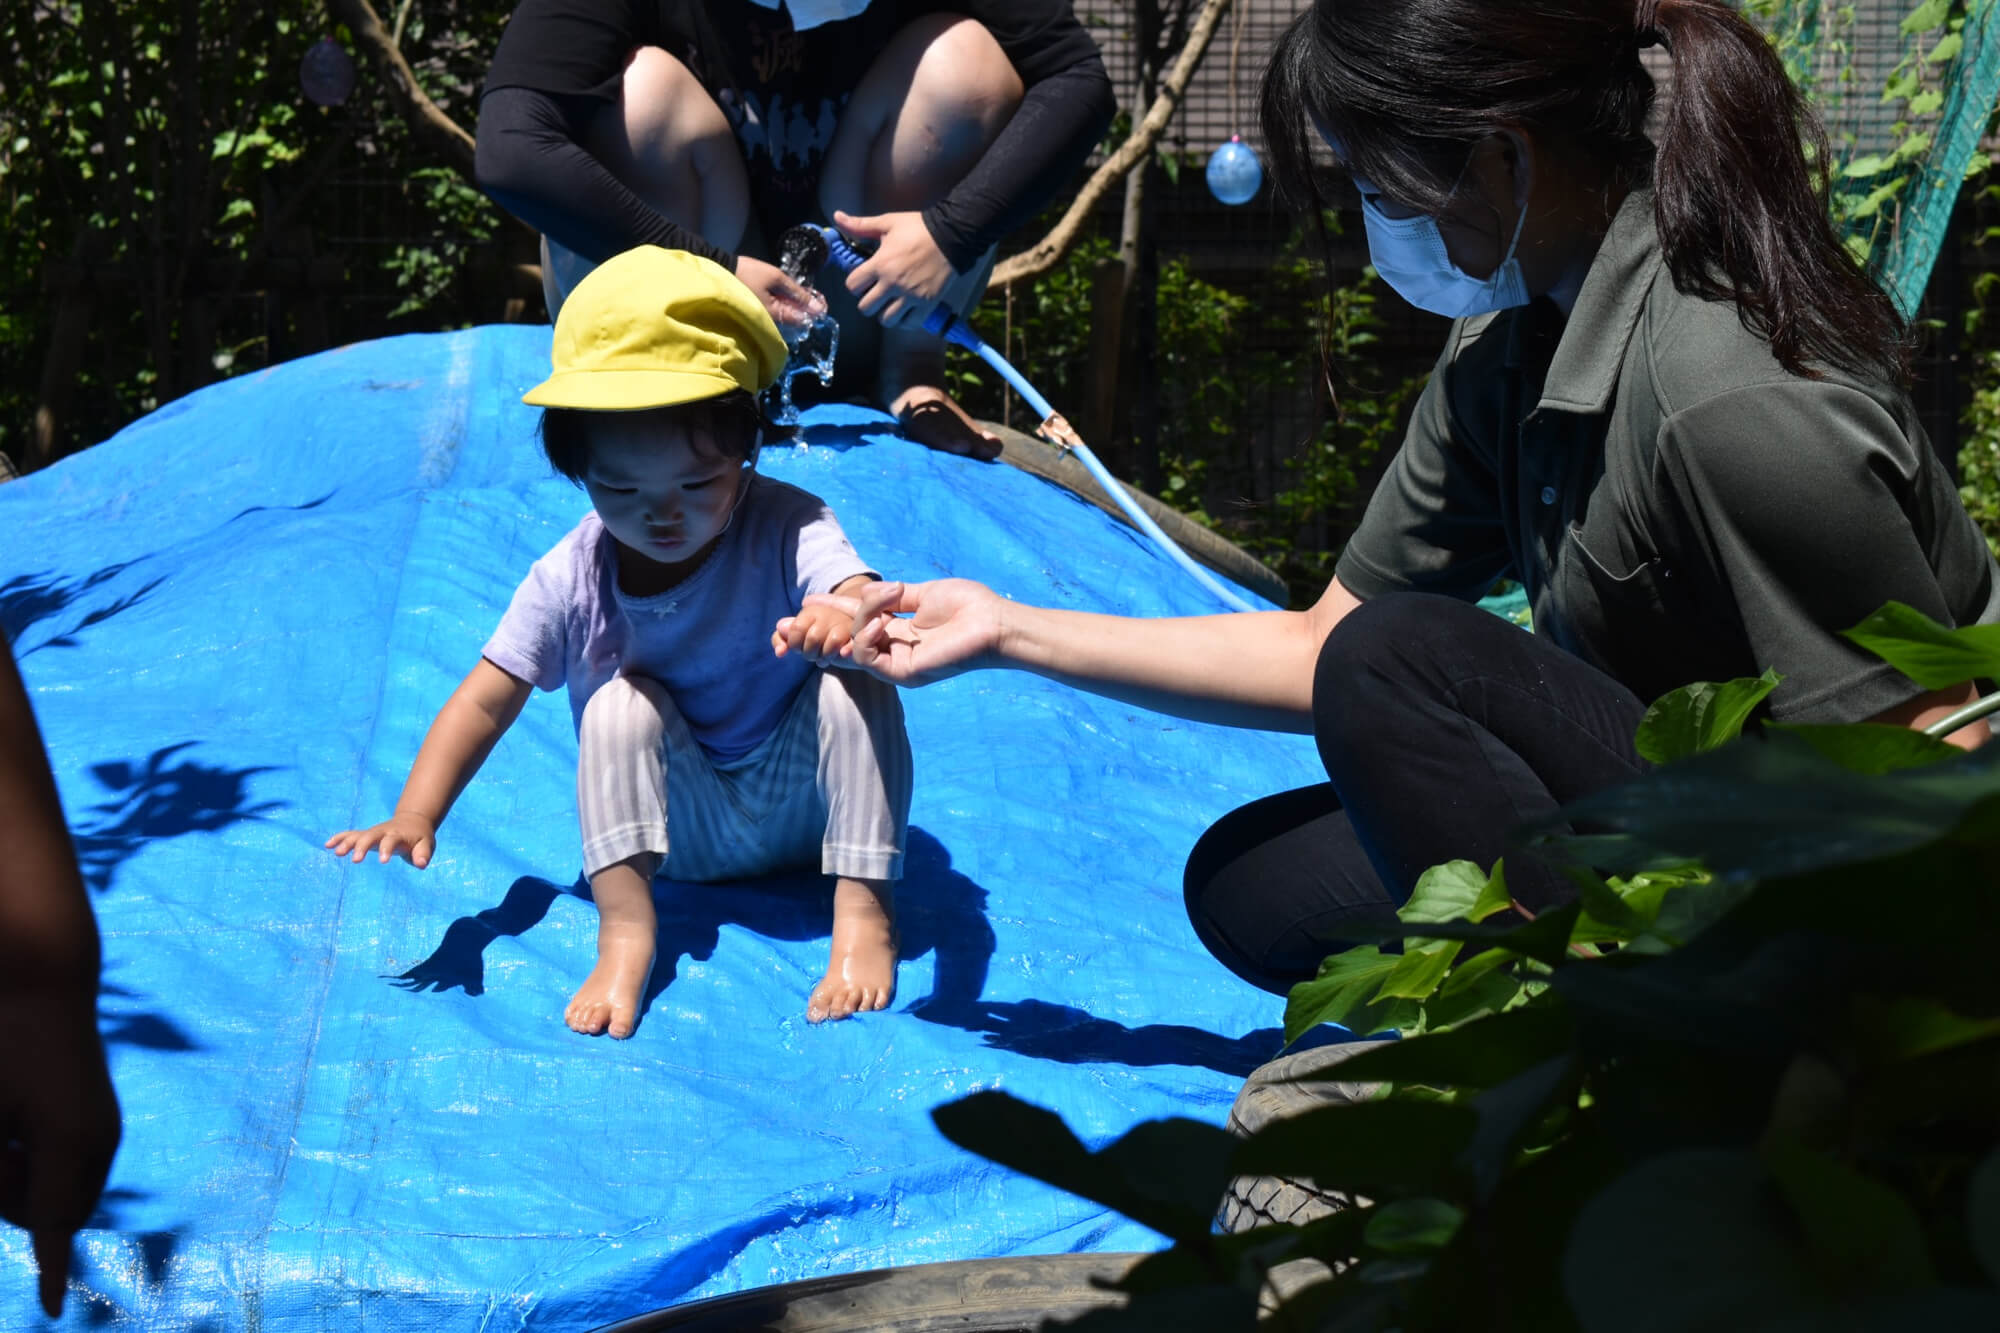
[476,0,1114,460]
[779,0,2000,995]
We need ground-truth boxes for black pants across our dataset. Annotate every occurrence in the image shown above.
[1184,593,1649,995]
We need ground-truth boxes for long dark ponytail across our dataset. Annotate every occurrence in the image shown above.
[1262,0,1909,383]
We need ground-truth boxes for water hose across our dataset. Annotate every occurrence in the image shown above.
[810,226,1257,614]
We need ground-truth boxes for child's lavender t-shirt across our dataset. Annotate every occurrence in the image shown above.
[482,475,875,763]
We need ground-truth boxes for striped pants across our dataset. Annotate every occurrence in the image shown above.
[575,668,911,883]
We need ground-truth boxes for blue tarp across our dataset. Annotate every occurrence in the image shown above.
[0,325,1323,1330]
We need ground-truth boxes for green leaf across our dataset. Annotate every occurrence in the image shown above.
[1338,902,1583,969]
[1566,867,1650,936]
[1901,0,1951,37]
[930,1092,1235,1243]
[1469,859,1515,922]
[1540,729,2000,884]
[1422,962,1527,1029]
[1763,1134,1933,1288]
[1397,860,1489,926]
[1906,89,1944,117]
[1284,947,1420,1043]
[1767,721,1960,772]
[1336,1003,1576,1090]
[1231,1097,1478,1196]
[1969,1151,2000,1287]
[1892,131,1934,164]
[1363,1198,1464,1255]
[1927,30,1963,63]
[1848,995,2000,1063]
[1371,938,1463,1002]
[1842,601,2000,686]
[1464,1055,1576,1200]
[1634,671,1780,763]
[1843,153,1893,178]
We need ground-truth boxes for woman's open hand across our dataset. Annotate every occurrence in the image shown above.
[843,579,1004,685]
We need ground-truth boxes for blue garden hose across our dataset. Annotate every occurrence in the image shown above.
[812,226,1257,614]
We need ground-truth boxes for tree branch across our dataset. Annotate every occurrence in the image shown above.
[991,0,1233,290]
[324,0,476,178]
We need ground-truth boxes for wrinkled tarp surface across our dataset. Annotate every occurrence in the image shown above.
[0,325,1324,1330]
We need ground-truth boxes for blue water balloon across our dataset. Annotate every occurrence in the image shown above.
[301,37,356,108]
[1206,135,1263,206]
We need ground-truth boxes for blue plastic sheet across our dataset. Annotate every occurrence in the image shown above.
[0,326,1323,1330]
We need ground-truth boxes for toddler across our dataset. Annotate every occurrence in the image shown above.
[328,246,911,1037]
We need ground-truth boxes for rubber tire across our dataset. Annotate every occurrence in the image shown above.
[981,421,1293,609]
[1215,1042,1381,1314]
[1216,1040,1378,1234]
[590,1252,1146,1332]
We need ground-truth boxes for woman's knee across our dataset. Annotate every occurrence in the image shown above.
[1313,593,1484,739]
[591,46,744,221]
[821,16,1023,215]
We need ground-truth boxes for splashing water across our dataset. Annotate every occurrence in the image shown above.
[764,226,840,433]
[768,312,839,431]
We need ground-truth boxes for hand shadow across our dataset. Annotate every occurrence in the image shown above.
[389,875,561,995]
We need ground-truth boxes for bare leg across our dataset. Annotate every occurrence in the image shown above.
[567,851,659,1039]
[543,45,750,315]
[807,877,898,1023]
[821,16,1021,459]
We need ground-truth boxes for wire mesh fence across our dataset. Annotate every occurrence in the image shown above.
[5,0,1989,557]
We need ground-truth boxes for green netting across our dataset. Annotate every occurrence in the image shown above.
[1751,0,2000,315]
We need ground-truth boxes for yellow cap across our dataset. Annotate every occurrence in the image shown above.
[522,247,789,410]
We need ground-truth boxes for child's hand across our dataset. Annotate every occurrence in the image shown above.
[772,598,859,663]
[325,812,439,868]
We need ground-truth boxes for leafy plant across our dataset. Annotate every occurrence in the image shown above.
[0,0,515,471]
[931,602,2000,1330]
[953,220,1423,607]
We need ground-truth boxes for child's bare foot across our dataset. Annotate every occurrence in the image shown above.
[569,852,659,1039]
[808,877,898,1023]
[566,920,656,1039]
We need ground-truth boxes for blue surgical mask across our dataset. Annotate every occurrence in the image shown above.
[1358,177,1530,319]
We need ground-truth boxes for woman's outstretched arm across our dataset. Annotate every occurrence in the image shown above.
[836,574,1362,734]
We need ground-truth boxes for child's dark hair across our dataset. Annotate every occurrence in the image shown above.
[538,390,792,485]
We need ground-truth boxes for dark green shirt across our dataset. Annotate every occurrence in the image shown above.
[1336,189,2000,722]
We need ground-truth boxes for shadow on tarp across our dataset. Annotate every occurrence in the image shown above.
[0,563,168,657]
[387,827,992,1013]
[71,741,286,896]
[387,827,1272,1074]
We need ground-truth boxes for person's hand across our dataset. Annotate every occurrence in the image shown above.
[734,254,826,336]
[845,579,1004,685]
[325,812,439,868]
[772,597,860,663]
[0,983,120,1317]
[833,210,959,328]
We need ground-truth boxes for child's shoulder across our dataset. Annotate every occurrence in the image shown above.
[744,473,832,515]
[519,511,611,595]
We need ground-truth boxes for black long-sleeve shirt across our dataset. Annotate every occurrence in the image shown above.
[477,0,1114,273]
